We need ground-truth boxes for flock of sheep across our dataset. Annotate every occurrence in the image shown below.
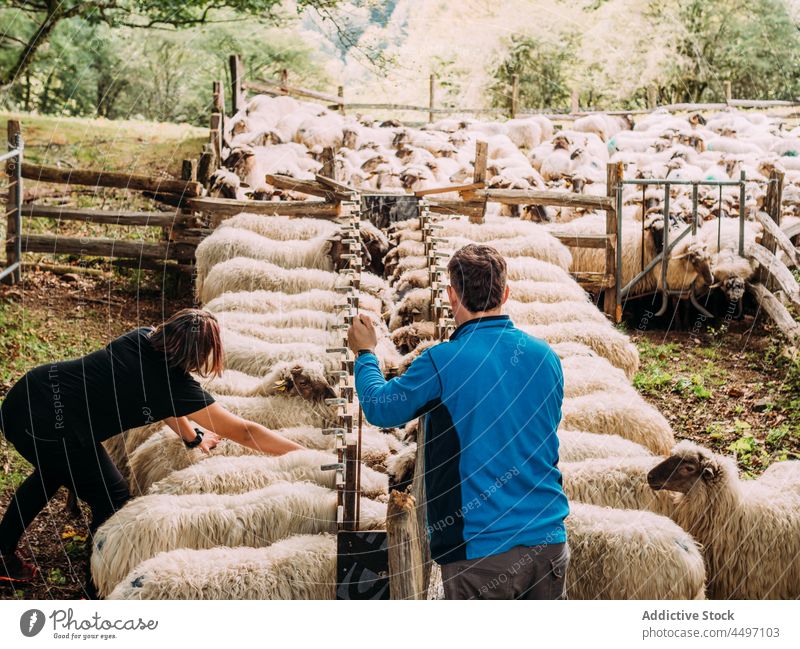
[211,94,800,311]
[88,94,800,600]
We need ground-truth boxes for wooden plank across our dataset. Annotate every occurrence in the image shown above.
[511,74,519,118]
[20,163,202,196]
[245,78,341,105]
[427,200,485,217]
[266,174,351,201]
[342,443,358,532]
[757,170,788,289]
[411,416,431,597]
[724,81,732,104]
[747,281,800,342]
[187,196,339,222]
[4,119,21,284]
[210,112,223,167]
[320,147,335,181]
[386,491,424,600]
[573,272,615,288]
[571,89,580,114]
[473,141,488,184]
[471,188,614,211]
[550,232,609,249]
[337,86,345,115]
[21,205,191,227]
[415,181,485,197]
[229,54,244,114]
[604,162,623,322]
[21,234,196,261]
[315,174,357,194]
[212,80,225,114]
[429,75,436,124]
[197,151,214,187]
[745,242,800,308]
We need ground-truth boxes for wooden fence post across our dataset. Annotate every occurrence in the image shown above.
[320,147,335,180]
[428,75,436,124]
[570,89,580,114]
[647,85,658,110]
[757,169,784,290]
[280,68,289,92]
[229,54,243,114]
[197,149,214,188]
[212,81,224,114]
[604,161,623,322]
[337,86,345,115]
[410,416,431,597]
[386,491,424,600]
[210,112,223,168]
[511,74,519,119]
[470,140,489,224]
[724,81,732,104]
[4,119,21,284]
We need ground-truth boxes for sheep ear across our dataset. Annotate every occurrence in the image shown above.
[709,281,722,289]
[273,380,287,392]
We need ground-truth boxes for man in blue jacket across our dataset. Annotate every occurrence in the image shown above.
[347,243,570,599]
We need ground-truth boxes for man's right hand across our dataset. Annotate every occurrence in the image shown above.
[347,314,378,354]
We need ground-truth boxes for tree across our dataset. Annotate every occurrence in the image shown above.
[661,0,800,103]
[487,34,576,111]
[0,0,341,89]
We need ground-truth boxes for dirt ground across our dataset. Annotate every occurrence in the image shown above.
[0,270,192,599]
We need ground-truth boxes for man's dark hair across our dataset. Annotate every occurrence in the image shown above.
[447,244,507,313]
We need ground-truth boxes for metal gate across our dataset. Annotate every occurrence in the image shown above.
[1,132,23,283]
[614,171,748,317]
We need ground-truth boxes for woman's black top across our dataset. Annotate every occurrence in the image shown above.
[1,327,215,447]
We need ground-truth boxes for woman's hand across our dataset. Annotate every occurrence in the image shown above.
[198,430,220,454]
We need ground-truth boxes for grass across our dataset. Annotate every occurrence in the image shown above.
[1,111,206,178]
[633,329,800,476]
[0,110,207,252]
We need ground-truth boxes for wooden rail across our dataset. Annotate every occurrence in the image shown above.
[21,205,193,227]
[21,233,196,261]
[20,163,202,196]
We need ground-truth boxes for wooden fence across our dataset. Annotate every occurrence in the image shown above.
[228,54,800,122]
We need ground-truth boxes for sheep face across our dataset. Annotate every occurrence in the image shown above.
[647,453,710,493]
[328,232,372,274]
[722,276,745,302]
[275,365,337,401]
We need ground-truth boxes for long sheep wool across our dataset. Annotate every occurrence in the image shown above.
[91,481,387,598]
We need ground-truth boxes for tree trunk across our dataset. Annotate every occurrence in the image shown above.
[0,10,62,89]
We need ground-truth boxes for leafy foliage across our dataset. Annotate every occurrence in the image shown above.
[487,34,576,111]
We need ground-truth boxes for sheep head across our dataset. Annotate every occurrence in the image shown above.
[327,231,372,273]
[674,241,714,286]
[688,113,707,127]
[273,364,337,401]
[552,134,571,150]
[647,442,723,493]
[721,276,746,302]
[342,128,359,149]
[390,321,437,355]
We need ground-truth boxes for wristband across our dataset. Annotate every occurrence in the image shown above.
[184,428,204,449]
[357,349,376,358]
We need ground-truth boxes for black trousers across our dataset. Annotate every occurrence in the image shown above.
[440,542,570,600]
[0,386,131,556]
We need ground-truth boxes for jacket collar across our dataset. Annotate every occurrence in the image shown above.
[449,315,512,341]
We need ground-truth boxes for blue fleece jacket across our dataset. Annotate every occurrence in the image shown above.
[355,315,569,564]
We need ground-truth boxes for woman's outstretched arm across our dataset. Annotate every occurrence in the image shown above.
[187,402,305,455]
[163,416,219,453]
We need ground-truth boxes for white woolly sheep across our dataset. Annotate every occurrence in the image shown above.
[560,354,632,398]
[204,288,382,317]
[521,322,640,379]
[218,213,340,240]
[91,481,387,598]
[507,279,589,304]
[565,503,706,599]
[562,456,674,515]
[648,440,800,599]
[505,299,609,327]
[200,360,335,400]
[560,390,674,455]
[199,257,388,305]
[558,429,652,462]
[147,450,388,499]
[108,534,338,600]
